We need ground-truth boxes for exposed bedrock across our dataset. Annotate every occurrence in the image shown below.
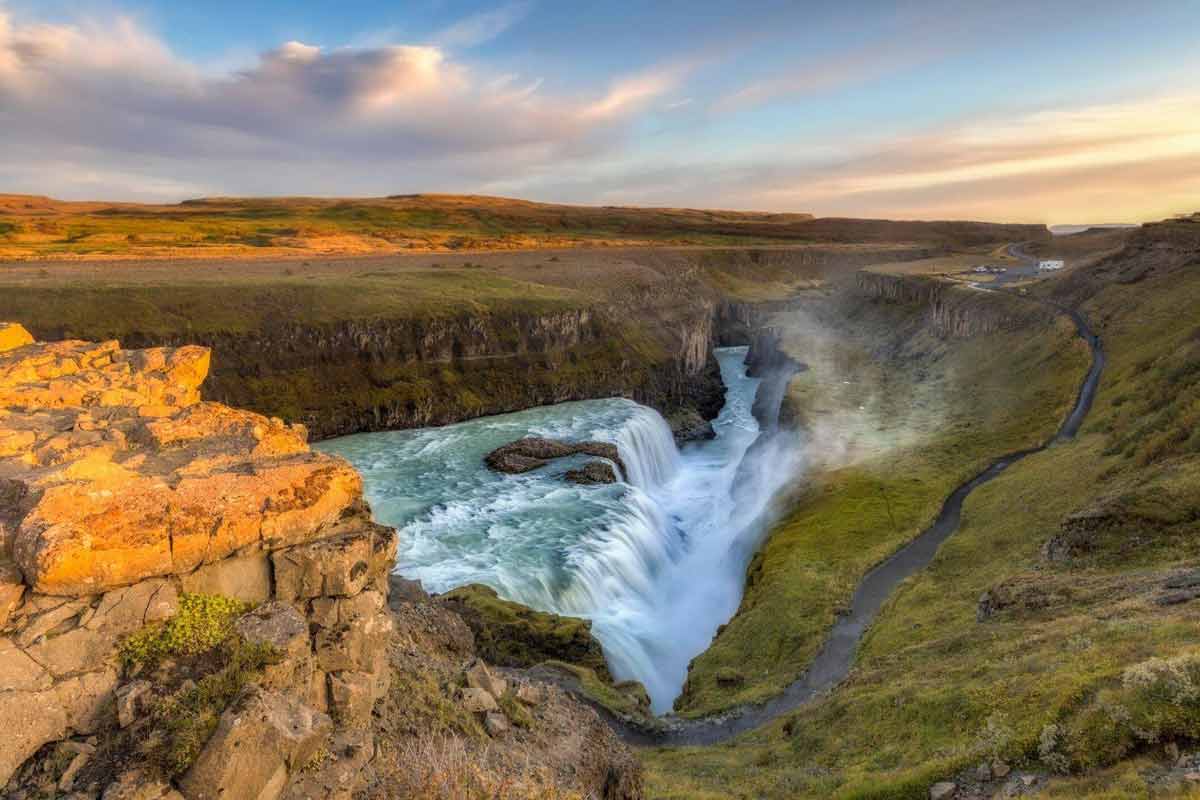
[0,324,396,796]
[854,272,1055,337]
[484,436,626,477]
[85,303,728,443]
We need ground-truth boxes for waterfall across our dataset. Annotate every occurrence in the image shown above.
[613,406,681,491]
[319,346,791,713]
[558,486,681,612]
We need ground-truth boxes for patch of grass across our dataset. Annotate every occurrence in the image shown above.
[385,665,484,740]
[540,661,651,722]
[441,584,611,679]
[0,194,1044,262]
[1039,758,1200,798]
[145,638,277,777]
[0,275,585,340]
[497,689,535,730]
[1043,651,1200,773]
[119,593,252,670]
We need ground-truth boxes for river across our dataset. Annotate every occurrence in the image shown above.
[317,346,795,712]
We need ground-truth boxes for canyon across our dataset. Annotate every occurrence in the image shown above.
[2,202,1198,800]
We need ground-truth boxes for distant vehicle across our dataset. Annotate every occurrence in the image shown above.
[1039,259,1065,271]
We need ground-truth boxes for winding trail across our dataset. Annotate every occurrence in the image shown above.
[601,282,1105,747]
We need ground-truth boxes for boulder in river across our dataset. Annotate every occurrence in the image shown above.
[484,437,625,477]
[564,461,618,485]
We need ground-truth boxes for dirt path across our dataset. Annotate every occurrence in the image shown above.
[597,291,1105,747]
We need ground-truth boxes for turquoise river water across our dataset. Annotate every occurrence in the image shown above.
[317,346,794,711]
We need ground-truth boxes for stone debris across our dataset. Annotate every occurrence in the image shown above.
[929,781,957,800]
[57,751,90,791]
[101,769,184,800]
[516,683,545,706]
[484,711,510,737]
[465,658,508,698]
[459,687,500,714]
[179,686,333,800]
[115,680,153,728]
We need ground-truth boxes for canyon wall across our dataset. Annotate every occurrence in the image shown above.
[854,272,1054,337]
[6,245,959,444]
[98,298,725,442]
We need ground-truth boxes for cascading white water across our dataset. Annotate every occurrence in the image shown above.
[318,346,798,712]
[613,408,681,490]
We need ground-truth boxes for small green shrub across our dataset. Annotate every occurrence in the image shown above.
[145,639,276,776]
[714,667,745,688]
[1047,652,1200,773]
[119,594,252,670]
[496,690,534,730]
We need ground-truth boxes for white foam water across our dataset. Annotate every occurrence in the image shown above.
[318,346,796,712]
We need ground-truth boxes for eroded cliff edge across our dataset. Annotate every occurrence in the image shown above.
[0,323,643,800]
[3,245,970,442]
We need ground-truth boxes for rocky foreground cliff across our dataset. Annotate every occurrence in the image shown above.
[0,322,642,800]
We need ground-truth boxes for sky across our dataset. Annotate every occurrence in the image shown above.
[1,0,1198,223]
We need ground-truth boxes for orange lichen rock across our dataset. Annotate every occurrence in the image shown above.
[0,323,34,353]
[0,323,364,596]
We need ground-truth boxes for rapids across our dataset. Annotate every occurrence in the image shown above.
[318,346,796,711]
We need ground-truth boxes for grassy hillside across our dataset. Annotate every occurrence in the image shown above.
[0,193,1045,261]
[646,217,1200,798]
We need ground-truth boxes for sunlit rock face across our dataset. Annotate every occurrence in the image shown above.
[0,327,364,596]
[0,323,397,797]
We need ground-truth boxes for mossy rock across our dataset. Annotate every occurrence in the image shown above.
[440,584,611,680]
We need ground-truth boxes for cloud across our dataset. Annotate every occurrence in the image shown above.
[433,1,533,49]
[580,64,690,120]
[0,5,1192,223]
[755,93,1200,220]
[711,39,948,114]
[495,92,1200,223]
[0,9,673,198]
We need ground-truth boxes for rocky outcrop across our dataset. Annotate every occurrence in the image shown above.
[484,436,625,477]
[440,584,612,681]
[372,581,644,799]
[565,461,618,485]
[0,323,396,798]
